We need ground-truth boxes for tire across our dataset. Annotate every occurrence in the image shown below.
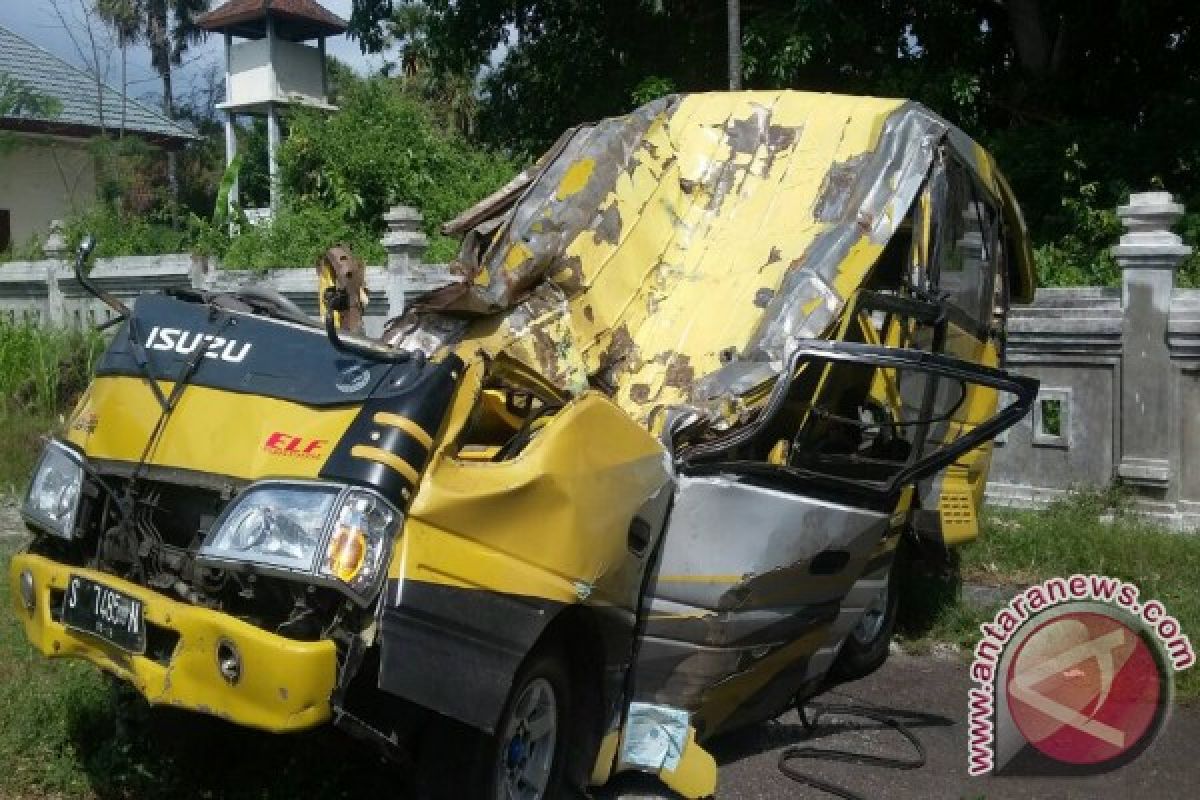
[416,647,573,800]
[831,548,901,682]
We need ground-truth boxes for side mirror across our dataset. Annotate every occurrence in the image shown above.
[77,234,96,264]
[72,233,131,320]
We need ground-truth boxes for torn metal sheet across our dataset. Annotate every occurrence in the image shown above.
[388,91,1033,426]
[632,474,890,737]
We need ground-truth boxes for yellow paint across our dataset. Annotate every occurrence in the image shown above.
[400,390,669,605]
[555,158,596,200]
[10,553,336,733]
[373,412,434,450]
[589,730,622,786]
[502,241,534,275]
[457,92,1013,426]
[658,729,718,799]
[66,376,359,482]
[451,92,1032,428]
[350,444,420,485]
[696,627,829,734]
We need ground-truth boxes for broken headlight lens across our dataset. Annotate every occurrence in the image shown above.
[22,440,84,539]
[200,482,400,603]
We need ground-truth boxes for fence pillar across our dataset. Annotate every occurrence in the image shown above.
[42,220,68,326]
[381,206,429,319]
[1114,191,1192,490]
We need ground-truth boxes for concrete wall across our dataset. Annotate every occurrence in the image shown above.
[0,205,450,338]
[989,192,1197,528]
[0,134,96,248]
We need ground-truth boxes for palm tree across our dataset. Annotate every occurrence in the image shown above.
[95,0,209,203]
[94,0,139,135]
[95,0,210,118]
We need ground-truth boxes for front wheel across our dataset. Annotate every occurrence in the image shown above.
[489,651,571,800]
[417,647,573,800]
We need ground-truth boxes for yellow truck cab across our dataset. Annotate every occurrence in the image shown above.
[10,91,1037,799]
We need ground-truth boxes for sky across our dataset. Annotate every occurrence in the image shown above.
[0,0,389,115]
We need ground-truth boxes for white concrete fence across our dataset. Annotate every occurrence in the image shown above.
[0,206,452,339]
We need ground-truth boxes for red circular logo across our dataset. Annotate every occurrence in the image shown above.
[1005,610,1166,766]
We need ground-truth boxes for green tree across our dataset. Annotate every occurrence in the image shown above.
[346,0,1200,285]
[96,0,211,117]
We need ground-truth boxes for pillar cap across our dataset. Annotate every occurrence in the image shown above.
[1112,190,1192,269]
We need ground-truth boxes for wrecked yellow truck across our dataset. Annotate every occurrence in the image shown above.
[10,92,1037,799]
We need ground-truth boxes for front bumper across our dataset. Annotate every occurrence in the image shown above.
[9,553,338,733]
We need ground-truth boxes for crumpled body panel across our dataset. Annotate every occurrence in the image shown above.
[390,91,1026,424]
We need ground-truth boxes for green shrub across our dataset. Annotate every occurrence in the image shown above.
[218,201,387,270]
[279,78,520,263]
[62,204,190,260]
[0,324,104,491]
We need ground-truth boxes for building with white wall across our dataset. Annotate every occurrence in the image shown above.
[0,25,197,252]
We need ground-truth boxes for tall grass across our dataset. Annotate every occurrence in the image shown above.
[0,323,105,492]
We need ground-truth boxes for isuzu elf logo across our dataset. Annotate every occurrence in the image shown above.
[144,326,252,364]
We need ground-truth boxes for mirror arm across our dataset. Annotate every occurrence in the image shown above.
[74,236,130,319]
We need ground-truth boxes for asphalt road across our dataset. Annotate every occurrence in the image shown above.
[600,650,1196,799]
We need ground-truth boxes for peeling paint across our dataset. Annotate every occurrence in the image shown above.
[389,91,1028,429]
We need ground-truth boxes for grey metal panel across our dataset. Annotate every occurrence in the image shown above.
[631,475,891,733]
[650,476,889,612]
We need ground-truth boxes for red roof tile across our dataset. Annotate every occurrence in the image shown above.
[197,0,347,39]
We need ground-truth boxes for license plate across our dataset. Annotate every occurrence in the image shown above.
[61,575,146,654]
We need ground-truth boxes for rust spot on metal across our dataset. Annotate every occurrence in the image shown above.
[813,153,868,222]
[596,324,637,381]
[629,383,652,403]
[724,115,765,156]
[592,202,622,246]
[583,305,594,323]
[663,354,695,391]
[754,288,775,308]
[767,125,798,151]
[550,255,585,294]
[530,326,564,379]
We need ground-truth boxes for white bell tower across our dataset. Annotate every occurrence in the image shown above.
[197,0,348,217]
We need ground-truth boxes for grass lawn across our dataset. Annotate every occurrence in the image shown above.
[898,489,1200,701]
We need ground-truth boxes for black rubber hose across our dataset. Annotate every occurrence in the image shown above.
[777,702,944,800]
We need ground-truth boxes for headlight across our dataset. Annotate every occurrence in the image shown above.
[22,440,84,539]
[318,489,397,597]
[199,482,401,603]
